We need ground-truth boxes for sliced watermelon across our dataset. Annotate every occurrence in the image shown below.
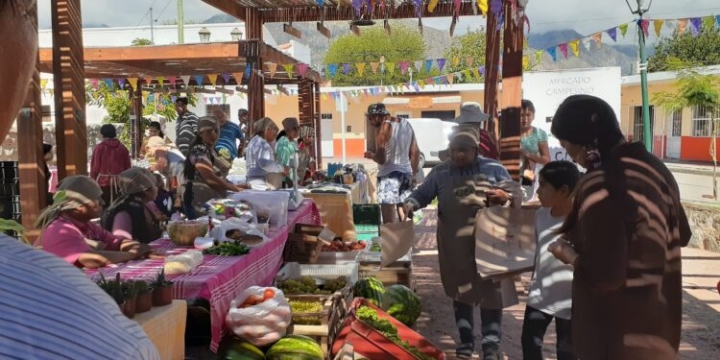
[381,284,422,326]
[216,337,266,360]
[265,334,323,360]
[353,278,385,306]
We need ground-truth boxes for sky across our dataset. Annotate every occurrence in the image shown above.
[37,0,720,38]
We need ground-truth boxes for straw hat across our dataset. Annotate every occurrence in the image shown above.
[454,102,490,124]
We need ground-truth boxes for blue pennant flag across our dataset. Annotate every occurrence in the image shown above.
[547,47,557,62]
[193,75,204,86]
[424,59,433,73]
[328,63,338,78]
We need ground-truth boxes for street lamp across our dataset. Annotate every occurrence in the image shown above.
[625,0,654,152]
[198,27,211,43]
[230,27,242,41]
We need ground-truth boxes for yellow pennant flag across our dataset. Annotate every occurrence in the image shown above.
[569,39,580,57]
[156,76,165,86]
[677,19,688,34]
[370,62,380,74]
[427,0,440,13]
[654,20,664,37]
[618,23,629,37]
[355,63,366,77]
[452,56,461,67]
[471,68,480,80]
[207,74,218,86]
[321,93,328,101]
[40,79,48,90]
[478,0,489,14]
[267,63,278,78]
[522,56,529,69]
[535,50,544,63]
[385,62,396,75]
[282,64,295,78]
[127,77,138,90]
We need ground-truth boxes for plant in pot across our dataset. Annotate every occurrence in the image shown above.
[133,280,154,314]
[150,268,174,306]
[122,280,138,319]
[96,272,126,313]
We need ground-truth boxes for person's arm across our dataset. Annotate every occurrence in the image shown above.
[90,146,101,180]
[525,141,551,165]
[409,132,421,176]
[196,162,241,192]
[257,141,285,173]
[77,250,138,269]
[404,167,439,211]
[110,211,134,240]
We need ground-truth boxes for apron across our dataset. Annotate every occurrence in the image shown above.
[437,173,518,309]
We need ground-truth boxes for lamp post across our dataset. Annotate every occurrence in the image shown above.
[198,27,211,43]
[230,27,243,41]
[625,0,653,152]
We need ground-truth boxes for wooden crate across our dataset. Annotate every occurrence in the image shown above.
[286,292,349,358]
[283,224,326,264]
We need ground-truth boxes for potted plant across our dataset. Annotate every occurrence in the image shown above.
[150,268,174,306]
[96,272,126,313]
[133,280,154,314]
[122,280,138,319]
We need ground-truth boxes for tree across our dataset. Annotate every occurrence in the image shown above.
[443,29,538,84]
[131,38,153,46]
[648,26,720,72]
[653,68,720,199]
[85,83,198,148]
[323,25,432,86]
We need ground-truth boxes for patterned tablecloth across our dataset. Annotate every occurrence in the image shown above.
[86,199,321,352]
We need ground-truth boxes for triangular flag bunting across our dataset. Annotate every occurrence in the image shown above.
[370,62,380,74]
[156,76,165,87]
[245,64,252,79]
[569,40,580,57]
[327,63,338,78]
[167,76,177,86]
[193,75,204,86]
[606,28,617,42]
[386,62,396,75]
[233,72,243,85]
[471,68,480,80]
[144,77,153,86]
[220,73,231,84]
[355,63,366,77]
[547,47,557,62]
[690,17,702,37]
[677,19,688,34]
[479,66,485,77]
[535,50,544,63]
[428,0,440,13]
[716,15,720,28]
[640,19,650,37]
[425,59,433,73]
[207,74,218,86]
[437,58,446,71]
[654,20,664,37]
[558,43,569,59]
[414,60,423,72]
[592,33,603,47]
[127,78,138,90]
[618,23,629,37]
[446,74,454,84]
[465,56,474,67]
[400,61,410,75]
[452,56,460,67]
[40,79,48,90]
[117,78,126,89]
[297,63,309,77]
[582,37,593,51]
[282,64,294,78]
[522,56,529,69]
[478,0,488,14]
[702,16,715,31]
[343,63,351,75]
[267,63,278,78]
[180,75,191,86]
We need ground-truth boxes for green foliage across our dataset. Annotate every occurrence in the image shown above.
[0,219,28,244]
[131,38,153,46]
[652,68,720,114]
[85,82,197,148]
[324,25,427,86]
[649,26,720,72]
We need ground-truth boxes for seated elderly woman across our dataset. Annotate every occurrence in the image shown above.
[183,116,245,216]
[245,117,285,189]
[102,167,164,244]
[34,175,153,269]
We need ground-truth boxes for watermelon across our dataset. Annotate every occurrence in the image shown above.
[381,285,422,326]
[216,337,266,360]
[353,277,385,306]
[266,334,323,360]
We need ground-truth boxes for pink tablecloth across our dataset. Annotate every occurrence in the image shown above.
[86,199,321,352]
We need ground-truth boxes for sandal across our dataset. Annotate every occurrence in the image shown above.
[456,343,474,359]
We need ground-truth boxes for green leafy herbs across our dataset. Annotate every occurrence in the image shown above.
[356,306,434,360]
[202,241,251,256]
[289,300,324,325]
[278,276,347,295]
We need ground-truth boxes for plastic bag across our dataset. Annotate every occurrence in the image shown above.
[212,218,269,246]
[205,198,257,222]
[226,286,291,347]
[229,190,290,227]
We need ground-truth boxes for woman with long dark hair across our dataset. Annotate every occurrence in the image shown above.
[547,95,691,360]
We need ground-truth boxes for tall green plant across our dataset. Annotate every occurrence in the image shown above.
[653,68,720,199]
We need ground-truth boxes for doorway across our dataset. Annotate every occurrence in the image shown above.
[666,109,682,159]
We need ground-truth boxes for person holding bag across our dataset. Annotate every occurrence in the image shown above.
[403,130,521,360]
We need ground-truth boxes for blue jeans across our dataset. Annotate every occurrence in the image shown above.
[453,300,502,357]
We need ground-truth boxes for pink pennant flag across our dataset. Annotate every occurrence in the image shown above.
[297,63,309,77]
[640,19,650,37]
[399,61,410,75]
[167,76,177,86]
[558,43,569,59]
[144,77,153,86]
[90,79,99,90]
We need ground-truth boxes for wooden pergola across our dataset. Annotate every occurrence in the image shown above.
[18,0,525,240]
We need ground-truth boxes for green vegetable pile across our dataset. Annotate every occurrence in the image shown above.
[356,306,434,360]
[202,241,250,256]
[278,276,347,295]
[370,242,382,252]
[289,300,324,325]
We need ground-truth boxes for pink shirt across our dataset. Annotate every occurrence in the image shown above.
[36,216,124,267]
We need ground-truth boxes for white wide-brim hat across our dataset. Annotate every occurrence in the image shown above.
[454,102,490,124]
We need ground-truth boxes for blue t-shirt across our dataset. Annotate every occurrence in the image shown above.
[215,122,244,161]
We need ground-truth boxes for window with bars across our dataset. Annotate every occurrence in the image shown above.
[632,106,654,143]
[691,105,717,137]
[669,109,682,137]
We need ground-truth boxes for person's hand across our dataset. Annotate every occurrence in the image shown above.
[486,189,510,205]
[364,151,375,160]
[548,238,578,265]
[128,243,153,259]
[403,202,415,218]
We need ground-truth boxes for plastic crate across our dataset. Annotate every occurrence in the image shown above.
[276,262,360,287]
[317,250,362,265]
[352,204,381,225]
[331,298,445,360]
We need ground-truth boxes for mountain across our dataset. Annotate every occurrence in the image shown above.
[203,14,240,24]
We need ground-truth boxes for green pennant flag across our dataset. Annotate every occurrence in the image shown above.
[618,23,629,37]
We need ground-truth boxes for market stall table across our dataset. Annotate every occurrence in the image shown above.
[303,182,361,241]
[86,199,321,352]
[134,300,187,360]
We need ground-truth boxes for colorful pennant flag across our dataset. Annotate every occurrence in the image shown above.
[478,0,488,14]
[144,77,153,86]
[618,23,629,37]
[245,64,252,79]
[582,37,593,51]
[424,59,433,73]
[569,40,580,57]
[414,60,423,72]
[465,56,474,68]
[677,19,688,34]
[282,64,294,78]
[127,78,138,90]
[180,75,191,86]
[640,19,650,37]
[370,62,380,74]
[437,58,446,71]
[327,63,338,78]
[220,73,231,84]
[343,63,351,75]
[535,50,543,63]
[702,16,716,31]
[606,28,617,42]
[653,20,664,37]
[690,17,702,37]
[400,61,410,75]
[156,76,165,86]
[386,62,396,75]
[117,78,126,89]
[446,74,454,84]
[103,79,115,88]
[193,75,204,86]
[547,47,557,62]
[232,72,243,85]
[355,63,366,77]
[522,56,529,69]
[592,33,603,47]
[558,43,568,59]
[297,63,310,77]
[428,0,440,12]
[452,56,460,67]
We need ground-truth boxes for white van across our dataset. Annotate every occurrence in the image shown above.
[406,118,456,167]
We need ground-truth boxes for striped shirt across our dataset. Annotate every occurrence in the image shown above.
[175,111,199,156]
[0,235,160,360]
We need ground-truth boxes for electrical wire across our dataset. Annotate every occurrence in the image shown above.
[154,0,173,23]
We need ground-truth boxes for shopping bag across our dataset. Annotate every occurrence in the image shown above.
[226,286,292,347]
[379,219,415,267]
[474,207,536,279]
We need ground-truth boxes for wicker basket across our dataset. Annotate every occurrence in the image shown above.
[283,224,326,264]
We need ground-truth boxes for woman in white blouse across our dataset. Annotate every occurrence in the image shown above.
[245,117,285,189]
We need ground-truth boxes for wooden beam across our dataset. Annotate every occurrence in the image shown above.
[131,80,143,158]
[52,0,87,179]
[242,3,478,23]
[201,0,247,21]
[39,42,241,63]
[245,9,266,124]
[17,1,45,242]
[314,81,322,167]
[498,0,524,181]
[483,7,501,136]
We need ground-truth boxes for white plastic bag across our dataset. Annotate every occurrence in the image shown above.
[229,190,290,227]
[226,286,292,347]
[212,218,269,246]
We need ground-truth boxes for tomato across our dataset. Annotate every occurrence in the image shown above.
[263,288,275,301]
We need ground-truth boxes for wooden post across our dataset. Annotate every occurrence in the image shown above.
[132,80,144,158]
[498,0,525,181]
[51,0,87,179]
[314,81,322,167]
[245,8,265,127]
[17,1,45,242]
[483,7,502,136]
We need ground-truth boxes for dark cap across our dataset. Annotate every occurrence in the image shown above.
[366,103,390,116]
[175,97,189,105]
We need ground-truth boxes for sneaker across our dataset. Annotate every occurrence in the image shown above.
[456,343,474,359]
